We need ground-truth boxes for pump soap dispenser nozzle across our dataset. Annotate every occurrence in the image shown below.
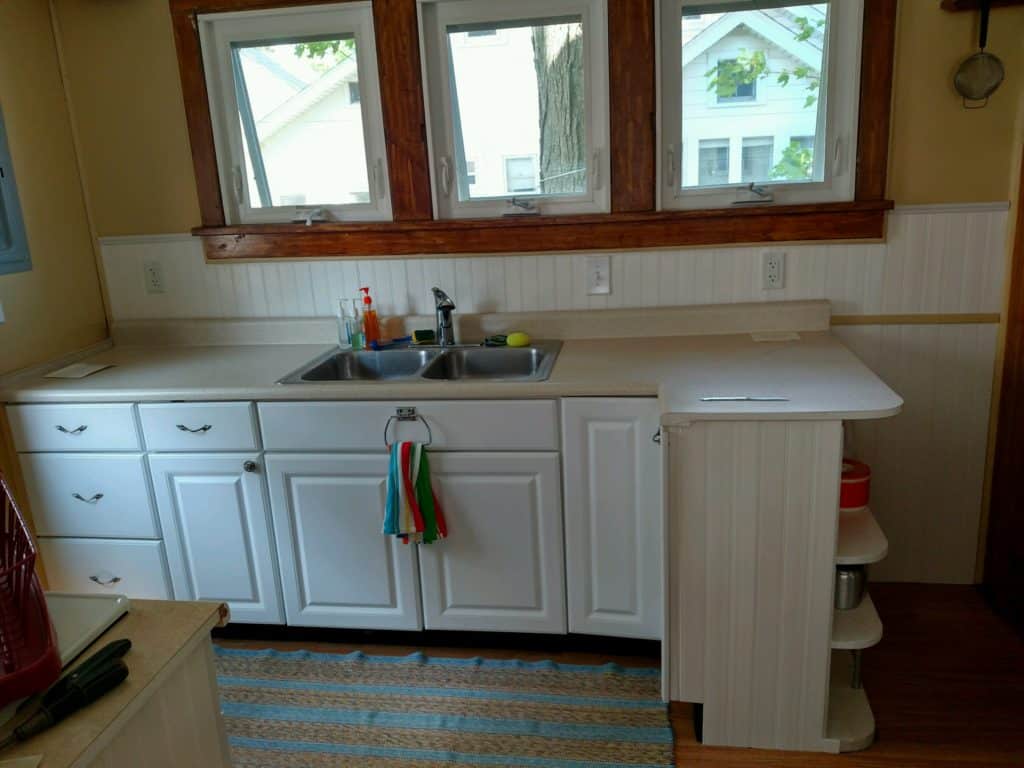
[359,287,381,347]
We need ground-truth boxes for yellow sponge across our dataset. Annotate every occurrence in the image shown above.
[506,332,531,348]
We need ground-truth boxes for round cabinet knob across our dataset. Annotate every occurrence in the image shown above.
[243,461,258,473]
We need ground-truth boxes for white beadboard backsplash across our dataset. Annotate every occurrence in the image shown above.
[837,323,998,584]
[97,203,1010,585]
[100,204,1009,322]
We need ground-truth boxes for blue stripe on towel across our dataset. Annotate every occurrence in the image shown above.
[229,735,673,768]
[222,702,674,744]
[214,646,661,677]
[217,674,667,710]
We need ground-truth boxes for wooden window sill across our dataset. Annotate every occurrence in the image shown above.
[195,200,894,260]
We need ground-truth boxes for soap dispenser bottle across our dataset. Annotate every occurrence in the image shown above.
[360,287,381,347]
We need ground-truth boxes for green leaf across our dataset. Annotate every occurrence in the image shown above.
[804,94,817,108]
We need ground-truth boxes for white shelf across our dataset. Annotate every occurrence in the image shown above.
[831,593,883,650]
[836,507,888,565]
[826,650,876,753]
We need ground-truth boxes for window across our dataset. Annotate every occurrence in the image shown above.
[715,59,756,103]
[0,107,30,277]
[741,136,774,182]
[505,156,539,193]
[661,0,864,208]
[198,2,391,223]
[698,139,729,186]
[419,0,609,218]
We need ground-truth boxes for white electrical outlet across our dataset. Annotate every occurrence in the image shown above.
[143,260,166,295]
[585,254,611,295]
[762,251,785,290]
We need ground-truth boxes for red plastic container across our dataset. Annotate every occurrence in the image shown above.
[840,459,871,511]
[0,477,61,708]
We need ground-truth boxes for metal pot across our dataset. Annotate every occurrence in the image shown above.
[835,565,867,611]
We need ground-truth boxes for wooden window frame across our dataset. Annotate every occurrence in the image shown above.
[170,0,896,260]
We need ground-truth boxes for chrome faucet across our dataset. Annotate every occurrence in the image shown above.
[432,287,456,346]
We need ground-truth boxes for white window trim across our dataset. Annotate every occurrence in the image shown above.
[198,2,392,225]
[418,0,610,219]
[659,0,863,210]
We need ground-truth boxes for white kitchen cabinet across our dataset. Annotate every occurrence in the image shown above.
[39,538,172,599]
[561,398,663,639]
[264,454,422,630]
[417,453,565,634]
[148,453,284,624]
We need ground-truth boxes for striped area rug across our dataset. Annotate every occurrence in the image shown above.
[214,647,674,767]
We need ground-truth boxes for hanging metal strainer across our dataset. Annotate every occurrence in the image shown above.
[954,0,1005,108]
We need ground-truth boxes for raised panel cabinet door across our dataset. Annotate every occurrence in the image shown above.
[418,453,565,634]
[562,398,662,639]
[148,453,284,624]
[264,454,422,630]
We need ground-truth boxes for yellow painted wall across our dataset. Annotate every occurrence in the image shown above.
[51,0,200,236]
[0,0,106,374]
[888,2,1024,204]
[42,0,1024,232]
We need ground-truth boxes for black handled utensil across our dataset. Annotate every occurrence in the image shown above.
[0,659,129,751]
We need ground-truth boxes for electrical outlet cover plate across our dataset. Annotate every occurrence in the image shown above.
[762,251,785,290]
[586,254,611,295]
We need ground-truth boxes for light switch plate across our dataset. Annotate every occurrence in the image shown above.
[585,255,611,295]
[143,260,165,295]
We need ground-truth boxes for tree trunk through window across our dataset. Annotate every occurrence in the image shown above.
[532,24,585,196]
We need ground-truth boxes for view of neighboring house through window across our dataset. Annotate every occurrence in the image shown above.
[505,156,539,193]
[742,136,774,182]
[419,0,610,218]
[0,106,30,276]
[199,4,392,223]
[698,139,729,186]
[662,0,863,207]
[715,59,756,103]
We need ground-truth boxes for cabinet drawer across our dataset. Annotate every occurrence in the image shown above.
[259,400,558,452]
[139,402,258,452]
[21,453,159,538]
[7,404,139,452]
[38,538,171,600]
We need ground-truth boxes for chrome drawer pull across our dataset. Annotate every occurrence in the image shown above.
[72,492,104,504]
[176,424,213,433]
[89,574,121,587]
[56,424,88,435]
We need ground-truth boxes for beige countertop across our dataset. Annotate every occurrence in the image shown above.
[0,332,902,421]
[1,600,225,768]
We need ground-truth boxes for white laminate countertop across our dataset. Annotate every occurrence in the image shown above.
[0,332,902,421]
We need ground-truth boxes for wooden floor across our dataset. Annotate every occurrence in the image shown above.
[216,583,1024,767]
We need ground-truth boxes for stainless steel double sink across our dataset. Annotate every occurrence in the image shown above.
[278,341,562,384]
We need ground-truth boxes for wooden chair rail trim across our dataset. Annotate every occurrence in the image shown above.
[198,201,892,259]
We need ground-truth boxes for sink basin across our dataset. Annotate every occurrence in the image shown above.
[278,342,561,384]
[421,345,559,381]
[280,349,440,383]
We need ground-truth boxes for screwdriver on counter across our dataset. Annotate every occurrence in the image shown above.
[0,639,132,751]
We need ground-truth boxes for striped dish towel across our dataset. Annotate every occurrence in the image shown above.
[383,441,447,543]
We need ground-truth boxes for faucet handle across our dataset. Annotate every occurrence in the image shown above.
[432,287,455,309]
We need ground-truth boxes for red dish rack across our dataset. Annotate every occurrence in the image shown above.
[0,477,61,708]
